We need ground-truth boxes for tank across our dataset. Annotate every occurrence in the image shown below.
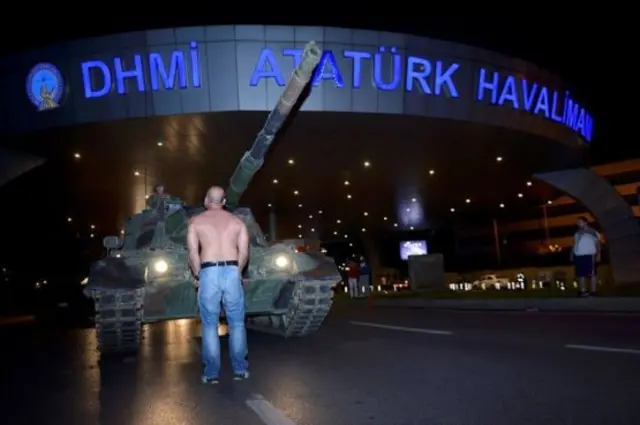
[84,41,341,355]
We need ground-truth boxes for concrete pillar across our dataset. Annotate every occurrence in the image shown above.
[534,167,640,285]
[268,208,277,241]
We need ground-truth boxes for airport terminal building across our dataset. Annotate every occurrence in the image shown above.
[0,25,638,285]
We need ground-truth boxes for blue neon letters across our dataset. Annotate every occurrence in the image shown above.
[249,47,593,142]
[81,42,201,98]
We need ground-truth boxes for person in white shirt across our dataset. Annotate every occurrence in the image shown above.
[570,216,601,296]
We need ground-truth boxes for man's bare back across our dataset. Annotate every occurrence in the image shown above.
[191,210,244,262]
[186,188,250,278]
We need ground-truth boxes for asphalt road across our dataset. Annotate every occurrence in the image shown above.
[2,301,640,425]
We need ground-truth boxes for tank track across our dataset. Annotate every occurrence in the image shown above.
[89,287,144,354]
[247,278,335,337]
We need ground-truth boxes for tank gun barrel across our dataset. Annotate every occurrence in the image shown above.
[225,41,322,210]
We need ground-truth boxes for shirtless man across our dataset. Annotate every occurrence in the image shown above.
[187,186,250,384]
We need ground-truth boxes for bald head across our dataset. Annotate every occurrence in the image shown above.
[205,186,226,209]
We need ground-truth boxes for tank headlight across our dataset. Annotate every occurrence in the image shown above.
[274,255,289,269]
[154,259,169,273]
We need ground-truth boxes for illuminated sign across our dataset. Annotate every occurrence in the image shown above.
[26,62,64,111]
[81,42,201,99]
[250,47,593,142]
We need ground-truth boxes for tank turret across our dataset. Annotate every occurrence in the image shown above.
[225,41,322,210]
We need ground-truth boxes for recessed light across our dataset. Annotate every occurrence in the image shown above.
[298,224,302,228]
[298,234,302,238]
[526,181,532,186]
[134,171,140,176]
[293,190,299,195]
[361,228,366,232]
[411,198,417,202]
[73,152,81,159]
[410,226,414,230]
[363,212,368,216]
[547,200,552,205]
[405,208,410,212]
[272,179,278,184]
[383,216,388,220]
[450,208,455,212]
[465,199,471,203]
[344,234,348,238]
[500,203,505,208]
[346,194,352,199]
[336,219,341,223]
[311,228,315,232]
[496,156,502,162]
[67,217,72,222]
[267,203,272,207]
[298,204,303,208]
[363,161,371,167]
[518,193,523,198]
[90,224,95,229]
[344,181,350,186]
[393,223,398,227]
[318,210,323,214]
[429,169,434,175]
[90,234,94,238]
[157,142,163,147]
[333,231,338,235]
[288,158,295,165]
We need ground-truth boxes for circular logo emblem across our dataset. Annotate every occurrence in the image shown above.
[26,62,64,111]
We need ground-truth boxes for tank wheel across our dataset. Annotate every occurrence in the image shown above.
[89,287,144,355]
[247,279,335,337]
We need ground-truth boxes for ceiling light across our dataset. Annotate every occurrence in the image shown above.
[90,234,94,238]
[344,180,350,186]
[517,193,523,198]
[67,217,72,222]
[344,234,348,238]
[73,152,81,159]
[363,160,371,167]
[465,199,471,203]
[120,230,124,235]
[298,224,302,228]
[157,141,163,146]
[293,190,299,195]
[346,194,352,199]
[288,158,295,165]
[349,243,353,247]
[308,214,313,219]
[272,179,278,184]
[547,200,552,205]
[411,198,417,202]
[450,208,455,212]
[298,204,303,208]
[383,216,388,221]
[298,234,302,238]
[361,228,366,232]
[318,210,323,214]
[405,208,410,212]
[526,181,532,186]
[496,156,502,162]
[333,231,338,235]
[429,169,435,175]
[145,194,149,199]
[410,226,414,230]
[336,219,341,224]
[134,171,140,176]
[363,212,368,216]
[393,223,398,227]
[267,203,272,207]
[500,203,505,208]
[90,224,95,229]
[311,228,315,232]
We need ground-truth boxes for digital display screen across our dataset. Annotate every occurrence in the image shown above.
[399,240,428,260]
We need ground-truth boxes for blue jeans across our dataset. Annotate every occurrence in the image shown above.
[198,265,248,378]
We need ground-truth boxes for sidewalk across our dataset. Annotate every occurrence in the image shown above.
[373,297,640,313]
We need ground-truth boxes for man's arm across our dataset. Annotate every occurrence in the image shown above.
[186,219,200,278]
[237,221,250,270]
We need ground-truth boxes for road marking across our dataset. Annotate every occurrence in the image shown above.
[246,394,297,425]
[565,344,640,354]
[349,321,453,335]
